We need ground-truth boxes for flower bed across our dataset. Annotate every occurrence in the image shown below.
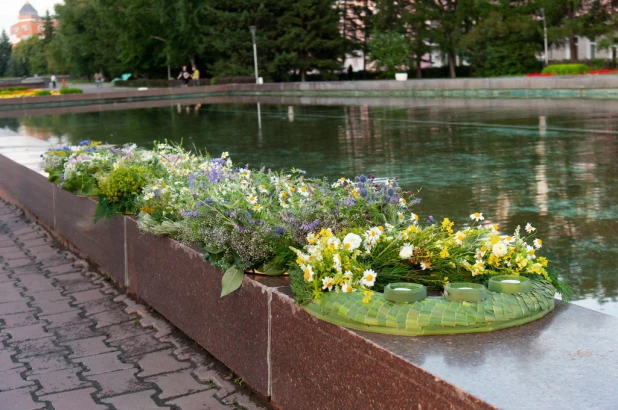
[0,87,82,98]
[0,88,81,99]
[41,141,569,335]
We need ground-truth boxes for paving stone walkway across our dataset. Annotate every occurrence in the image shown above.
[0,201,268,410]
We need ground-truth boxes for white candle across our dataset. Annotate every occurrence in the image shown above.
[502,279,520,284]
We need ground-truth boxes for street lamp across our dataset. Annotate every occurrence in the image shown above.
[540,8,548,66]
[249,26,259,84]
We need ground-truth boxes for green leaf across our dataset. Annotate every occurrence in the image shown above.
[257,258,288,276]
[220,266,244,297]
[203,245,225,255]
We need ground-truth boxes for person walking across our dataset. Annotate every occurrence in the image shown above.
[50,74,56,89]
[177,65,192,87]
[348,64,353,81]
[61,78,67,89]
[192,66,200,87]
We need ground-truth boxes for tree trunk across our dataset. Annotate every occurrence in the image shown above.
[448,52,456,78]
[416,56,422,79]
[569,35,578,62]
[190,56,196,68]
[301,69,306,82]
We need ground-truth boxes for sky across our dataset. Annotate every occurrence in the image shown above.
[0,0,63,36]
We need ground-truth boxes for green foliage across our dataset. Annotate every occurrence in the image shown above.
[0,30,11,77]
[59,87,83,94]
[34,90,52,96]
[461,9,542,77]
[368,31,411,76]
[220,266,244,297]
[541,64,590,75]
[97,164,149,204]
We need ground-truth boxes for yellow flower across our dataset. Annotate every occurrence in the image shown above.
[439,248,450,258]
[442,218,454,234]
[538,256,548,267]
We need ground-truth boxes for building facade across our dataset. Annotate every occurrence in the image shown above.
[9,2,44,45]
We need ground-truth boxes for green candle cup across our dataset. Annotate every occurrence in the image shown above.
[384,283,427,304]
[444,282,487,302]
[488,275,532,294]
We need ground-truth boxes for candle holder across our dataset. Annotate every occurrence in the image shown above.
[384,283,427,303]
[488,275,532,294]
[444,282,487,302]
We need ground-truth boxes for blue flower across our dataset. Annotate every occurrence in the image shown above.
[79,140,90,146]
[274,227,286,235]
[359,188,368,198]
[359,174,368,183]
[188,173,195,189]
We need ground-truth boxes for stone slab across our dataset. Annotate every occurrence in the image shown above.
[53,187,126,284]
[0,155,54,228]
[126,218,269,395]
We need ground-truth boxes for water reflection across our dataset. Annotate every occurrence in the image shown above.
[1,101,616,316]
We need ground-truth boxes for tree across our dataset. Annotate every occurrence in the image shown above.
[0,30,11,77]
[461,6,542,77]
[276,0,346,81]
[42,10,55,46]
[338,0,374,75]
[367,31,410,76]
[420,0,476,78]
[9,36,47,76]
[539,0,612,62]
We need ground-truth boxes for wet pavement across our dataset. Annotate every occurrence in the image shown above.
[0,200,267,410]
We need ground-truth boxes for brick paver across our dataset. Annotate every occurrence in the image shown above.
[0,200,268,410]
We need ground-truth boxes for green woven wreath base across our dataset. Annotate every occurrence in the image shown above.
[304,279,556,336]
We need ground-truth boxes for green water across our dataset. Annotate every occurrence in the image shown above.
[2,99,617,316]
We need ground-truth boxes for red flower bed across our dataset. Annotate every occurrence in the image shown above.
[588,69,618,75]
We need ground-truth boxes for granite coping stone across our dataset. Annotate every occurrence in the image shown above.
[3,76,618,112]
[2,153,618,409]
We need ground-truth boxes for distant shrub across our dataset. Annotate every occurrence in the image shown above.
[210,76,254,85]
[7,87,27,91]
[34,90,52,96]
[541,64,590,75]
[59,88,83,94]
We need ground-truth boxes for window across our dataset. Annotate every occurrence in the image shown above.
[590,43,596,59]
[22,25,28,32]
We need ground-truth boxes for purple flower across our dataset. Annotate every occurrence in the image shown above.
[346,198,356,206]
[180,210,201,217]
[274,227,286,235]
[188,173,195,190]
[234,225,248,232]
[359,188,368,198]
[300,219,320,231]
[428,215,434,224]
[359,174,368,183]
[414,198,422,204]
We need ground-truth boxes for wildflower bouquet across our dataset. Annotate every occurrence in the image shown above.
[42,141,568,306]
[41,140,110,196]
[290,212,569,305]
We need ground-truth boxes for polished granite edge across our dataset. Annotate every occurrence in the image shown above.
[3,76,618,111]
[1,153,617,409]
